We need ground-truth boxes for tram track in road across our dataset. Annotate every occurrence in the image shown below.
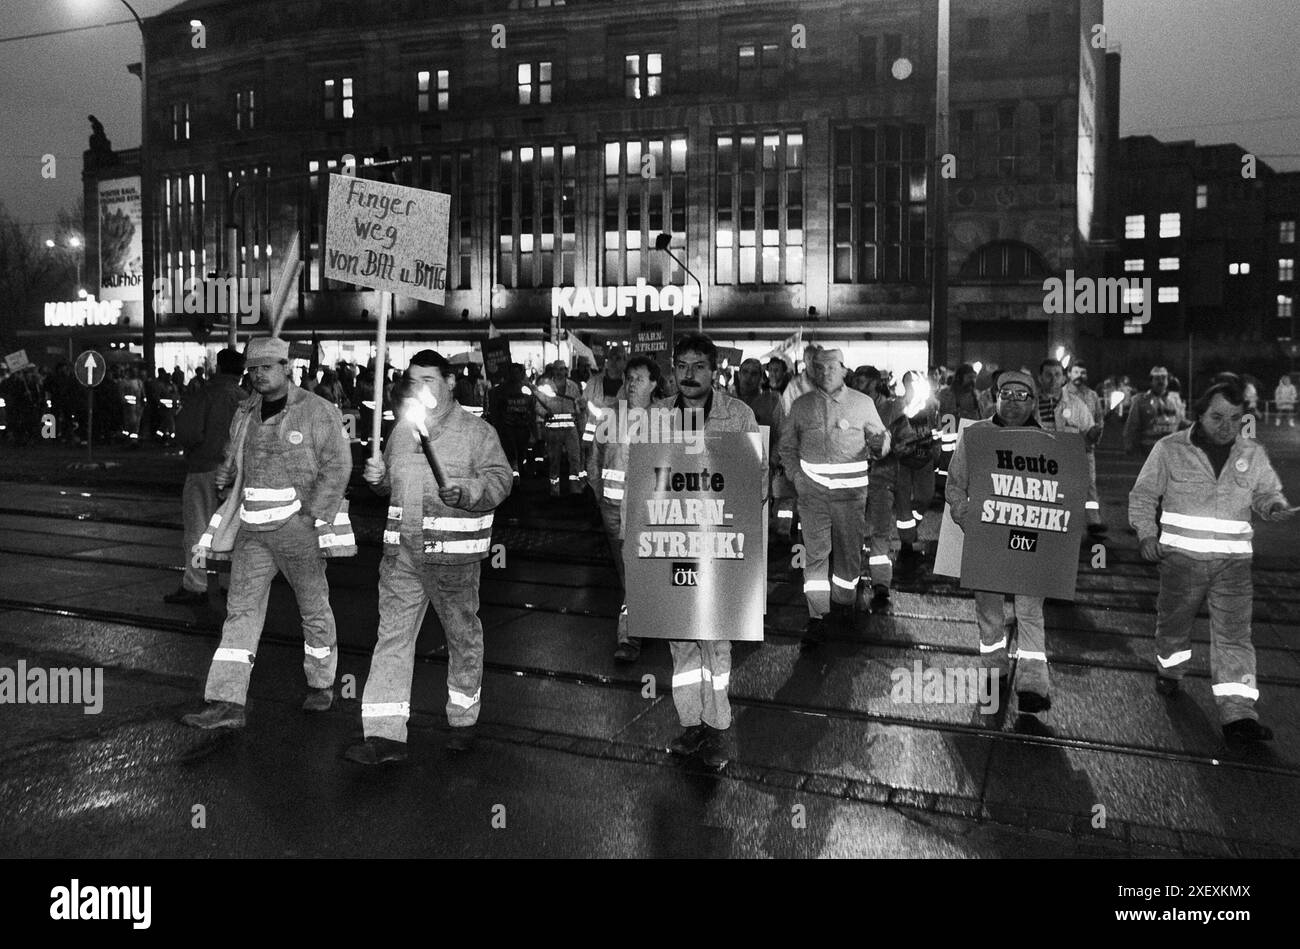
[1,591,1299,782]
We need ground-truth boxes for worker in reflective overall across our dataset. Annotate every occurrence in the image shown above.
[1124,366,1186,459]
[346,351,514,764]
[534,361,586,497]
[1129,379,1294,745]
[946,370,1052,716]
[892,370,939,575]
[182,336,353,729]
[779,348,888,647]
[583,347,626,480]
[591,354,661,664]
[658,333,758,770]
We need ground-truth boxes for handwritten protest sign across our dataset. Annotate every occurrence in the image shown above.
[624,432,766,641]
[324,174,451,305]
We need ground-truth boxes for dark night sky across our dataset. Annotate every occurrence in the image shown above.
[1,0,1298,238]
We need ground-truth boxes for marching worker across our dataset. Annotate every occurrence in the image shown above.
[1129,380,1295,744]
[892,370,939,573]
[1124,366,1186,458]
[779,349,889,646]
[166,347,246,605]
[534,360,586,497]
[346,351,514,764]
[658,333,759,769]
[937,363,983,479]
[591,354,662,663]
[182,337,353,730]
[1068,362,1108,533]
[777,342,822,417]
[1037,358,1100,534]
[946,370,1053,715]
[489,363,536,485]
[583,348,626,481]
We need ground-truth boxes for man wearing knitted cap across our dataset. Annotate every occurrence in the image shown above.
[182,336,353,729]
[779,347,889,646]
[945,369,1053,716]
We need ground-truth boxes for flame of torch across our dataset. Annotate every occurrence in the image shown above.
[1109,390,1126,411]
[904,377,932,419]
[402,387,447,488]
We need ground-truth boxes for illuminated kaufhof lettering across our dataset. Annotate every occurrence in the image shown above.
[44,298,124,327]
[551,279,702,318]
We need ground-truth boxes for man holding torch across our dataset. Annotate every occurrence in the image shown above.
[346,351,513,764]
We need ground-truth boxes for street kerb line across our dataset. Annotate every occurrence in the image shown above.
[2,596,1298,781]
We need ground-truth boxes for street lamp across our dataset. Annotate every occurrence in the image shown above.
[654,232,703,334]
[47,234,84,297]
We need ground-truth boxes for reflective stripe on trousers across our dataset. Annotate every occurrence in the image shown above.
[669,639,731,729]
[799,491,866,618]
[1154,553,1258,724]
[361,540,485,740]
[974,591,1048,699]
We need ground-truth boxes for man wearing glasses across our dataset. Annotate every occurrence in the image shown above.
[945,370,1053,716]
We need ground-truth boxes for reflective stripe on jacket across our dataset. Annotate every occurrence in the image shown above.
[1128,427,1287,561]
[778,385,888,500]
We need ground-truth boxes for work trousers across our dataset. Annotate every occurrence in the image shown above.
[1085,450,1102,526]
[800,491,865,617]
[974,591,1048,698]
[544,427,582,493]
[865,464,898,588]
[1154,553,1258,724]
[203,516,337,705]
[361,541,485,741]
[497,425,531,479]
[670,640,732,730]
[893,463,935,546]
[181,470,221,593]
[597,499,635,646]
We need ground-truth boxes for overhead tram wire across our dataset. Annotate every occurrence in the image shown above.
[0,18,137,44]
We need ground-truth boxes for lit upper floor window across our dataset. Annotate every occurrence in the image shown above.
[171,102,190,142]
[1229,262,1250,275]
[234,89,254,131]
[625,53,662,99]
[1279,294,1294,318]
[1124,259,1143,272]
[738,44,781,92]
[1281,258,1295,282]
[1159,257,1179,270]
[1158,286,1179,303]
[1196,184,1207,209]
[1159,212,1180,238]
[324,78,354,120]
[518,62,552,105]
[1282,221,1297,244]
[1124,214,1145,239]
[418,70,450,112]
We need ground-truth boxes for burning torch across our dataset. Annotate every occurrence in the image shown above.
[401,385,448,489]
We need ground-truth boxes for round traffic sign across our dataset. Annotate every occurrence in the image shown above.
[75,350,107,388]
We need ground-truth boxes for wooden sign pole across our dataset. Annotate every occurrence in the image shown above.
[370,291,391,460]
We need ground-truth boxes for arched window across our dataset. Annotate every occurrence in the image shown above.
[958,241,1050,281]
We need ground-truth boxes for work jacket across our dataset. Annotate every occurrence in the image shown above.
[534,379,585,431]
[175,374,245,473]
[1128,427,1287,561]
[1124,390,1186,452]
[779,384,888,502]
[944,415,1042,530]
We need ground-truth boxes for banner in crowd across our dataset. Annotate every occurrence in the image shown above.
[760,328,802,367]
[97,177,143,302]
[628,311,675,380]
[624,432,766,641]
[481,338,512,380]
[955,426,1088,600]
[4,350,32,372]
[324,174,451,305]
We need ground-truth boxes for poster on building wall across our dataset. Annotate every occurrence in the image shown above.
[97,177,143,302]
[628,312,674,380]
[955,426,1088,600]
[624,432,766,641]
[323,174,451,305]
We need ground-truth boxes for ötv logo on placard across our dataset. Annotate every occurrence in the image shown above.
[671,561,700,587]
[1008,529,1039,553]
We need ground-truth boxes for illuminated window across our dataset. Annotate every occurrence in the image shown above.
[171,102,190,142]
[234,89,255,131]
[1229,262,1250,275]
[1281,259,1295,282]
[1123,286,1145,309]
[1280,294,1294,318]
[716,130,803,285]
[1159,257,1179,271]
[625,53,663,99]
[1282,221,1296,244]
[604,135,687,286]
[417,70,450,112]
[833,124,927,284]
[517,61,553,106]
[1124,259,1143,272]
[1195,184,1208,209]
[323,78,353,120]
[1159,213,1180,238]
[737,43,781,93]
[499,145,576,289]
[1125,214,1145,239]
[1158,286,1179,303]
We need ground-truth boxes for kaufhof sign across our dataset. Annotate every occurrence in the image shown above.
[44,298,125,327]
[551,280,701,318]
